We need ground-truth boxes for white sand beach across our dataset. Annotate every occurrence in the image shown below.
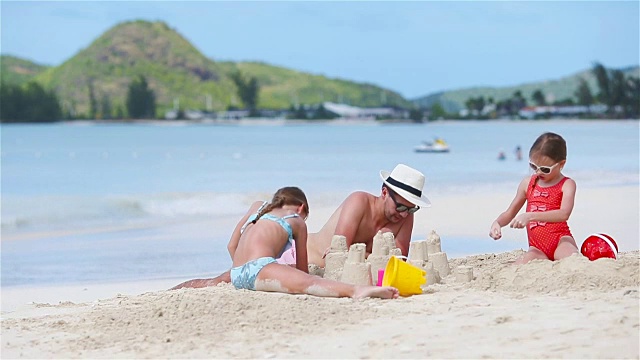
[2,185,639,358]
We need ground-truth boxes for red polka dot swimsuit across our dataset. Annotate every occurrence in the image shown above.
[526,175,573,260]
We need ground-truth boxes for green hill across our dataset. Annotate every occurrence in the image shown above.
[4,19,637,118]
[2,20,411,117]
[412,66,640,113]
[33,20,234,116]
[218,61,409,109]
[0,55,49,85]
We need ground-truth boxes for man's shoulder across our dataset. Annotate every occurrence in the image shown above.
[344,191,376,203]
[339,191,377,215]
[334,191,376,225]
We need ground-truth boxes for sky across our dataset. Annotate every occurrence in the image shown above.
[1,1,639,99]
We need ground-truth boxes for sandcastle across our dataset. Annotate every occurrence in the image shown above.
[456,266,473,283]
[425,230,451,278]
[323,235,349,281]
[320,230,469,289]
[322,231,397,286]
[408,240,441,286]
[341,243,372,285]
[418,230,477,284]
[366,231,394,285]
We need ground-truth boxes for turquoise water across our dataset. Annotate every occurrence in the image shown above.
[1,120,638,287]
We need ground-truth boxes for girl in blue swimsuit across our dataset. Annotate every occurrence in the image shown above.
[228,186,398,299]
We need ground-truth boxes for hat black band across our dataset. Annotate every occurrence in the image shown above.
[386,176,421,197]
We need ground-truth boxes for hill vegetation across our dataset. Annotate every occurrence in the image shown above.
[0,19,638,121]
[413,66,640,113]
[1,20,411,118]
[0,55,49,84]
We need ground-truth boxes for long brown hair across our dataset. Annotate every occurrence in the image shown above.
[252,186,309,223]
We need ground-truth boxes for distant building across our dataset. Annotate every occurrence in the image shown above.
[459,104,496,118]
[322,102,406,119]
[258,109,288,119]
[165,109,179,120]
[164,103,407,121]
[184,110,205,120]
[518,105,607,119]
[164,109,214,120]
[216,110,251,120]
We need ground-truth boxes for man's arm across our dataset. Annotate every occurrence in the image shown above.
[293,219,309,273]
[394,215,414,256]
[333,192,367,249]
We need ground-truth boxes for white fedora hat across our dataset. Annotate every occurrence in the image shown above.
[380,164,431,207]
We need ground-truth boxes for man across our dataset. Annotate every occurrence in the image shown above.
[171,163,430,289]
[306,163,430,266]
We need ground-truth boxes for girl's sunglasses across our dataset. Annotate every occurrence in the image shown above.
[388,190,420,214]
[529,161,559,174]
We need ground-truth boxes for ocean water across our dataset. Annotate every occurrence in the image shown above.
[1,120,638,287]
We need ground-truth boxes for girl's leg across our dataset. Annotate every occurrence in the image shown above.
[170,270,231,290]
[514,247,548,265]
[255,263,398,299]
[554,236,579,260]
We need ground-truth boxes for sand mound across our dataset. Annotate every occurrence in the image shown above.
[3,283,395,358]
[2,251,639,358]
[449,250,639,294]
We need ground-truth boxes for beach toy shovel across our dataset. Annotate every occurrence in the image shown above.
[382,256,426,296]
[376,269,385,286]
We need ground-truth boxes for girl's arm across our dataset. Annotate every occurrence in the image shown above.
[293,219,309,273]
[514,178,576,224]
[227,201,264,259]
[490,177,528,239]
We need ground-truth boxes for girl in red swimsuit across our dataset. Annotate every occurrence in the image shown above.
[489,132,579,264]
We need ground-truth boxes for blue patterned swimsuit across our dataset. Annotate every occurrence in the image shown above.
[230,202,299,290]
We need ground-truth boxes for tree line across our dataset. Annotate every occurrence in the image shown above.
[2,63,637,122]
[458,62,639,119]
[0,70,261,122]
[0,82,62,122]
[0,75,157,122]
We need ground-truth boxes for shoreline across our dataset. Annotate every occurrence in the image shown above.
[3,184,637,245]
[2,184,637,290]
[1,118,638,127]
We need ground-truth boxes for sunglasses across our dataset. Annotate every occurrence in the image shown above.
[388,190,420,214]
[529,161,559,174]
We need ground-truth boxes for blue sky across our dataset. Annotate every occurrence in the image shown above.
[1,1,638,98]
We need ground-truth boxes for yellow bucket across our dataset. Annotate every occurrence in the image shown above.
[382,256,426,296]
